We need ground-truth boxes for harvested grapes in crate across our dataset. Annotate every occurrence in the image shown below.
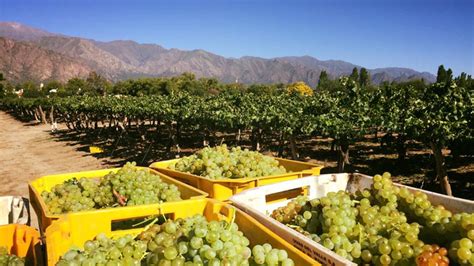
[46,199,315,265]
[269,172,474,265]
[170,145,287,179]
[30,163,207,233]
[40,162,182,214]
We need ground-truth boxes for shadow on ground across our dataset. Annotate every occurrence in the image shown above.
[48,125,473,200]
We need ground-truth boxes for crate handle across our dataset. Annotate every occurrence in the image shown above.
[264,187,307,204]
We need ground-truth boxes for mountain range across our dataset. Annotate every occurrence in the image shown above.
[0,22,436,85]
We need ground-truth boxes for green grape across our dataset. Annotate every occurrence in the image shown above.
[170,145,287,180]
[459,238,472,249]
[57,234,144,265]
[42,162,182,214]
[457,247,471,260]
[0,247,25,266]
[164,246,178,260]
[379,254,391,265]
[137,214,295,265]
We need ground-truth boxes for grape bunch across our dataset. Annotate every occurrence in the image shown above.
[139,214,295,265]
[42,162,182,214]
[56,234,146,266]
[170,145,287,180]
[58,215,296,266]
[449,236,474,265]
[41,177,99,214]
[271,172,474,265]
[96,162,182,207]
[0,247,24,266]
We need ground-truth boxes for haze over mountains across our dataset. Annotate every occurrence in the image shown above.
[0,22,436,85]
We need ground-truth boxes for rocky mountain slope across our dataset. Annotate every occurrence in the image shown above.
[0,22,436,84]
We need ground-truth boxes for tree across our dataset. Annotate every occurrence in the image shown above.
[310,77,370,172]
[286,81,313,96]
[21,82,43,98]
[379,83,421,160]
[85,72,111,96]
[65,78,87,96]
[455,72,468,87]
[446,68,453,84]
[413,81,471,196]
[359,67,371,87]
[318,71,330,89]
[247,84,278,95]
[44,80,64,97]
[350,67,359,83]
[436,65,447,83]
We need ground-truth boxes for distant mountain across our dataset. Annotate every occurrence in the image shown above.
[0,22,59,41]
[0,37,91,82]
[0,22,436,84]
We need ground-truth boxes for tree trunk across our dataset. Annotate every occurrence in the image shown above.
[430,142,452,196]
[330,139,336,152]
[203,129,210,147]
[251,129,257,151]
[137,120,145,141]
[251,128,262,151]
[278,132,286,157]
[337,140,350,173]
[33,109,40,122]
[167,122,174,153]
[289,135,298,159]
[38,106,47,124]
[396,134,407,161]
[236,129,241,144]
[176,121,181,143]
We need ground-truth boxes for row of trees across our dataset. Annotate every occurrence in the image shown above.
[0,72,288,98]
[1,66,472,196]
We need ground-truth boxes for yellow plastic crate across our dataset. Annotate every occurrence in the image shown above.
[149,157,323,200]
[29,167,208,234]
[45,198,318,266]
[0,224,42,265]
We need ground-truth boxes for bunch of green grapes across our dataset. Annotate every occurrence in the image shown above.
[42,162,182,214]
[447,214,474,265]
[271,195,308,225]
[272,172,428,265]
[96,162,182,207]
[41,177,99,214]
[56,234,147,266]
[271,172,474,265]
[398,181,474,265]
[139,214,295,265]
[0,247,24,266]
[170,144,287,180]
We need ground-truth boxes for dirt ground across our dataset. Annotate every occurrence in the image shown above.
[0,111,107,197]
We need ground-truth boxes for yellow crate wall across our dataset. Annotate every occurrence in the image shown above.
[150,157,323,200]
[0,224,42,265]
[29,167,208,233]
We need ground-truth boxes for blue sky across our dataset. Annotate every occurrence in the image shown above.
[0,0,472,75]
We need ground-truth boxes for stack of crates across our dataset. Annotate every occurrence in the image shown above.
[0,196,42,264]
[25,162,319,265]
